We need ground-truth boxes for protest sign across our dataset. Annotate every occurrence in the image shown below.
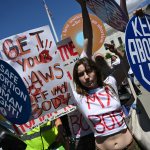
[67,109,92,138]
[125,14,150,92]
[14,105,76,134]
[86,0,128,32]
[56,37,79,84]
[12,37,78,134]
[0,26,75,125]
[62,13,106,54]
[57,38,94,138]
[0,60,31,124]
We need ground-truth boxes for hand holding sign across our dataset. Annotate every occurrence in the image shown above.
[86,0,129,32]
[134,8,144,18]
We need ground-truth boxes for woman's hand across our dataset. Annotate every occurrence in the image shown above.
[104,43,117,53]
[134,8,144,17]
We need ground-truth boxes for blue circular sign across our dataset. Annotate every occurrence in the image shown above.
[125,14,150,92]
[0,60,31,124]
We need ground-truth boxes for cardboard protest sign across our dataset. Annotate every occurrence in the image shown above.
[0,60,31,124]
[0,26,75,125]
[67,109,92,138]
[14,105,76,134]
[61,13,106,54]
[56,37,79,85]
[57,38,94,138]
[13,37,78,134]
[86,0,128,32]
[125,14,150,92]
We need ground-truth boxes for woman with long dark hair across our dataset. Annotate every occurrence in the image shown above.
[73,56,141,150]
[72,0,141,149]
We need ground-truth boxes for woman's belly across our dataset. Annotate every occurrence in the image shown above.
[95,129,133,150]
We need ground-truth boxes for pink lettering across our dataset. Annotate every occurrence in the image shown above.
[57,41,78,61]
[86,94,105,109]
[102,113,115,130]
[88,115,105,134]
[70,114,90,135]
[88,110,124,134]
[112,110,124,126]
[70,115,80,135]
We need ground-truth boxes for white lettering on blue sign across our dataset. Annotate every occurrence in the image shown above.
[128,38,150,64]
[125,14,150,91]
[132,16,150,36]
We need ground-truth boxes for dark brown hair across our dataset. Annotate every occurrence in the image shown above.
[73,57,103,95]
[95,55,112,80]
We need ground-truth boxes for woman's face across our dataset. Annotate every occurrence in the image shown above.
[77,64,98,89]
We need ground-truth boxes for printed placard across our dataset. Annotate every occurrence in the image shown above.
[0,60,31,124]
[125,14,150,92]
[61,14,106,54]
[87,0,128,32]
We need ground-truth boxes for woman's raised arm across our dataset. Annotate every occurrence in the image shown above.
[76,0,93,59]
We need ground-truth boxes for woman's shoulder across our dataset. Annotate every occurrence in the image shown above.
[104,75,116,85]
[72,90,83,102]
[104,75,118,94]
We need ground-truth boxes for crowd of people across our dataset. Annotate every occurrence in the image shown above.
[0,0,148,150]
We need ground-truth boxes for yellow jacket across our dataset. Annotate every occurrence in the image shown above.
[24,121,58,150]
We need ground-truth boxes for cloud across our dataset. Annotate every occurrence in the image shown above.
[115,0,148,12]
[126,0,145,10]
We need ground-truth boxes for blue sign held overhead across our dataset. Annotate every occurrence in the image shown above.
[0,60,31,124]
[87,0,129,32]
[125,14,150,92]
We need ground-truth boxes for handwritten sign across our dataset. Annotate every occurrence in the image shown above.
[11,37,79,134]
[57,38,94,138]
[125,14,150,92]
[67,109,92,138]
[56,38,79,85]
[0,60,31,124]
[0,26,75,123]
[14,105,76,134]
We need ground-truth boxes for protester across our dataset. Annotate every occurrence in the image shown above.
[72,0,142,150]
[22,118,67,150]
[73,56,141,150]
[61,0,95,149]
[65,0,133,150]
[90,0,136,115]
[83,0,132,108]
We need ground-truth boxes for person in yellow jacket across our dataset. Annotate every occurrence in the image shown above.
[22,118,68,150]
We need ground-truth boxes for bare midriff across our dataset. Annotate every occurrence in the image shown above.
[95,129,133,150]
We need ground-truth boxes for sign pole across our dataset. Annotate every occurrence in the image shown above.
[42,0,59,42]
